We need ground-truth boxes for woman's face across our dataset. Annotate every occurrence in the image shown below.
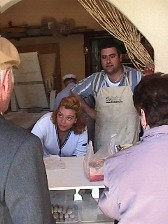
[57,106,77,132]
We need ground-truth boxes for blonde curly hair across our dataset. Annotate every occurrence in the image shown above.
[52,95,86,134]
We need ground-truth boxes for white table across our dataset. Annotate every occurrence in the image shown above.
[44,156,105,200]
[44,156,113,223]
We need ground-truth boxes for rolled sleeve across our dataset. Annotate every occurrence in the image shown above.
[71,74,95,98]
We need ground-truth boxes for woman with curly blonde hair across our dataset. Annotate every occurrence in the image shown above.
[31,96,88,157]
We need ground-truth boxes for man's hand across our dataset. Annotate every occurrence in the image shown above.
[143,64,155,76]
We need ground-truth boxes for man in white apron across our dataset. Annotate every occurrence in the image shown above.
[95,74,139,150]
[72,40,147,151]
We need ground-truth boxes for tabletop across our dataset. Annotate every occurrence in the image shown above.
[44,156,104,190]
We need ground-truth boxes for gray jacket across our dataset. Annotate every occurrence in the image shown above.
[0,116,54,224]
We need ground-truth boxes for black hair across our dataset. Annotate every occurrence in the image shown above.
[133,73,168,127]
[64,78,76,83]
[99,39,123,54]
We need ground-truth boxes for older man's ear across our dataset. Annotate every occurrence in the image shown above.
[0,69,14,114]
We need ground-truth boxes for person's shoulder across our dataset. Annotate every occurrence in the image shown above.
[105,145,129,169]
[0,119,41,173]
[91,71,106,85]
[124,65,143,75]
[0,117,40,152]
[62,83,74,94]
[92,70,105,78]
[105,149,126,165]
[55,89,64,97]
[80,71,105,82]
[71,127,87,137]
[105,142,141,166]
[66,82,75,88]
[80,127,88,136]
[1,116,29,137]
[38,112,52,121]
[33,112,53,127]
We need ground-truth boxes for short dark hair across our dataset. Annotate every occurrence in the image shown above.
[63,78,76,84]
[99,39,123,54]
[133,73,168,127]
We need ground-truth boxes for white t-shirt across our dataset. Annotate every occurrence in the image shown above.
[105,74,120,87]
[31,112,88,157]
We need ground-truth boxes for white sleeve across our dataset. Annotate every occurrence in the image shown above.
[73,129,88,157]
[31,122,44,141]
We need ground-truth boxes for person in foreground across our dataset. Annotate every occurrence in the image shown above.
[98,73,168,223]
[32,95,88,157]
[0,37,54,223]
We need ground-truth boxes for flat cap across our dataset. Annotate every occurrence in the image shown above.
[0,37,20,69]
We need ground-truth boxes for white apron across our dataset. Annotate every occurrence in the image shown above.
[94,77,140,151]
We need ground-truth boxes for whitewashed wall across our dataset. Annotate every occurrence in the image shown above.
[109,0,168,73]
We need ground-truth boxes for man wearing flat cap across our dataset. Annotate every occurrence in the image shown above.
[0,37,54,223]
[54,73,77,110]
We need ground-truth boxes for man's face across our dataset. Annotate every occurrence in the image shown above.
[100,47,122,75]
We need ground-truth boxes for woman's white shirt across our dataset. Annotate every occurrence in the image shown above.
[31,112,88,157]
